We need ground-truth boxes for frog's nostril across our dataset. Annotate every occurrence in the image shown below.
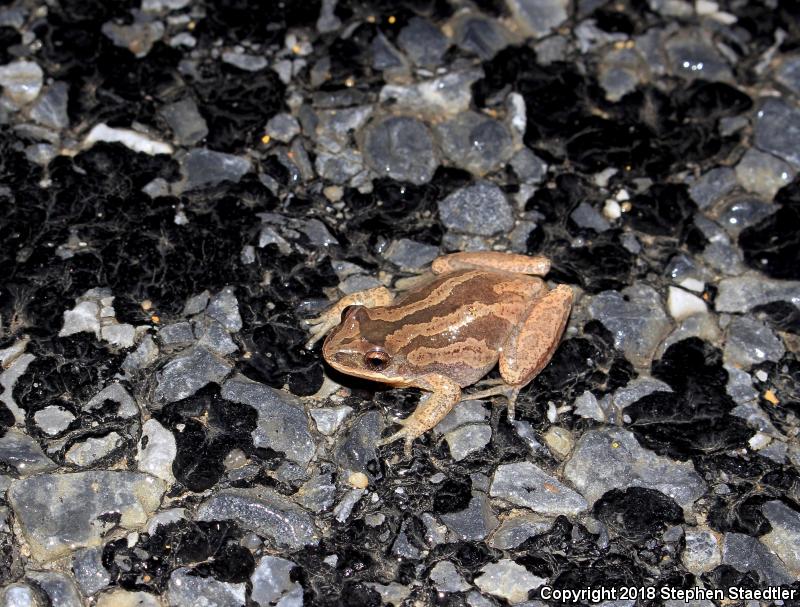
[364,349,390,370]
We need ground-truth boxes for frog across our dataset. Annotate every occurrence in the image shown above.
[305,251,573,455]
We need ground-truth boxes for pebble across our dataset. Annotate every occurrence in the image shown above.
[384,238,439,271]
[715,275,800,312]
[573,390,606,422]
[315,149,364,185]
[611,377,673,409]
[379,69,483,119]
[775,54,800,95]
[543,426,574,459]
[435,400,488,434]
[206,287,243,332]
[454,14,510,60]
[588,284,672,367]
[101,20,164,58]
[32,406,75,436]
[570,201,610,232]
[721,532,793,586]
[221,50,268,72]
[664,28,732,81]
[563,427,706,508]
[71,547,111,596]
[754,98,800,168]
[333,488,364,523]
[735,148,795,200]
[688,167,737,209]
[0,347,34,424]
[667,286,708,320]
[397,17,449,68]
[136,418,177,484]
[0,429,57,477]
[446,425,493,461]
[435,111,514,175]
[508,0,568,37]
[371,32,406,72]
[335,411,382,475]
[8,471,166,562]
[723,316,785,368]
[65,432,124,467]
[760,500,800,577]
[309,406,352,435]
[29,81,69,130]
[197,487,318,549]
[682,528,721,574]
[716,196,777,237]
[489,511,554,549]
[59,300,101,338]
[366,582,411,606]
[221,376,316,465]
[251,556,301,607]
[26,572,81,607]
[179,148,252,192]
[154,346,233,403]
[84,383,138,418]
[294,473,335,513]
[598,47,648,101]
[0,60,43,106]
[167,568,246,607]
[429,560,471,593]
[474,559,545,604]
[158,321,195,346]
[96,589,161,607]
[158,98,208,146]
[122,336,159,374]
[509,148,548,184]
[0,583,39,607]
[438,181,514,236]
[265,112,301,143]
[490,461,587,515]
[361,115,438,184]
[83,123,172,156]
[440,492,499,541]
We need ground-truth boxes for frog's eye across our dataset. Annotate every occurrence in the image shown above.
[364,349,390,371]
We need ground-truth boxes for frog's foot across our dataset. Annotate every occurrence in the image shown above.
[304,286,394,349]
[377,422,417,457]
[462,385,521,421]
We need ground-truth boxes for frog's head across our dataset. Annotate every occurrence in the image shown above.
[322,305,406,385]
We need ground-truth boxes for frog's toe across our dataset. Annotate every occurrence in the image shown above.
[378,426,416,456]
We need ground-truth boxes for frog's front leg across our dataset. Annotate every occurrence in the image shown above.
[431,251,551,276]
[304,286,394,349]
[378,375,461,456]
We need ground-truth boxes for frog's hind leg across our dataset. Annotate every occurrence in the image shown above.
[461,384,521,421]
[431,252,551,276]
[497,284,574,418]
[378,375,461,456]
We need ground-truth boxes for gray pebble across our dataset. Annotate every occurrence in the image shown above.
[397,17,449,67]
[158,321,195,347]
[29,81,69,130]
[197,487,318,549]
[715,275,800,313]
[721,532,793,586]
[509,148,548,184]
[445,425,492,461]
[506,0,569,37]
[101,20,164,58]
[754,98,800,168]
[33,406,75,436]
[435,112,514,176]
[158,98,208,146]
[736,148,795,200]
[206,287,242,332]
[251,556,301,607]
[489,512,554,549]
[490,461,587,515]
[716,196,777,237]
[724,316,785,368]
[384,238,439,271]
[775,54,800,96]
[26,572,82,607]
[0,429,57,477]
[440,492,498,541]
[361,116,438,184]
[438,181,514,236]
[221,376,316,465]
[682,528,721,574]
[180,148,252,192]
[474,559,545,604]
[65,432,124,467]
[8,471,166,562]
[72,547,111,596]
[309,406,352,436]
[760,500,800,577]
[154,346,233,403]
[588,284,672,368]
[265,112,301,143]
[563,427,706,508]
[454,14,510,60]
[167,568,245,607]
[429,560,471,593]
[570,201,610,232]
[688,167,736,209]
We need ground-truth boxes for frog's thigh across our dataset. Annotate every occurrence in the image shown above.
[499,285,573,386]
[305,286,394,348]
[431,251,551,276]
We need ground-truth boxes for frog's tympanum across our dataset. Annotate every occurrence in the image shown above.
[306,252,573,454]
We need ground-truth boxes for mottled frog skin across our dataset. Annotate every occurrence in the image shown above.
[306,252,573,454]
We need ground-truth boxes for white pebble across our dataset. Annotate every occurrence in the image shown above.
[667,286,708,320]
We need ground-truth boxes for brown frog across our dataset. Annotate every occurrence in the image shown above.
[306,252,573,454]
